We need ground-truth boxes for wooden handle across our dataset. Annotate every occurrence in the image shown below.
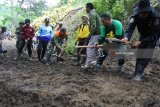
[75,45,103,48]
[106,38,132,45]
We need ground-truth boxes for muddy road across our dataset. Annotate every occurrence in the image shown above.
[0,40,160,107]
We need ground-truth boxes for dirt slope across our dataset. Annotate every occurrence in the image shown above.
[0,40,160,107]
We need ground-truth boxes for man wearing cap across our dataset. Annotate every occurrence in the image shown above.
[75,15,90,66]
[37,18,53,61]
[45,28,68,65]
[95,13,125,72]
[121,0,160,81]
[81,3,101,68]
[15,19,35,60]
[15,22,24,50]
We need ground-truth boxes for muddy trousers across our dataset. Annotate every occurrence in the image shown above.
[46,43,61,63]
[37,40,49,60]
[86,35,99,66]
[0,41,7,54]
[77,38,87,64]
[0,42,3,54]
[0,42,3,53]
[16,37,21,50]
[97,50,125,66]
[134,42,156,76]
[16,40,20,50]
[18,39,32,57]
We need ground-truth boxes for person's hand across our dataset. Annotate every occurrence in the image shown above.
[8,37,12,41]
[64,43,67,48]
[36,40,39,44]
[105,38,111,43]
[60,48,64,52]
[121,37,129,43]
[27,38,30,41]
[93,43,98,48]
[132,41,141,48]
[98,48,103,52]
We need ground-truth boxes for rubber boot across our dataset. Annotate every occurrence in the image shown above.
[133,64,144,81]
[57,56,65,62]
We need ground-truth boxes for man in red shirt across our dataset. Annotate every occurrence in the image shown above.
[14,19,35,60]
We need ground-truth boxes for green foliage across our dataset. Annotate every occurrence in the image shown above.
[92,0,109,16]
[2,18,8,25]
[60,0,68,5]
[64,32,76,55]
[110,1,125,20]
[0,0,47,32]
[90,0,137,21]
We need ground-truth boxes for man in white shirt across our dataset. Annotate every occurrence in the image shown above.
[0,27,11,54]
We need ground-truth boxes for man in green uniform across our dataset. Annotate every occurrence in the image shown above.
[81,3,101,68]
[45,28,68,65]
[95,13,126,72]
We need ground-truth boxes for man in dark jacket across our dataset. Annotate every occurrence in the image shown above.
[122,0,160,81]
[14,19,35,60]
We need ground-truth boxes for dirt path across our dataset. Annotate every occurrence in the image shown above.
[0,40,160,107]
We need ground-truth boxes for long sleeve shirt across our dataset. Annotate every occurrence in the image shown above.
[75,24,90,41]
[50,31,68,49]
[125,11,160,44]
[88,9,101,36]
[15,27,22,39]
[0,31,11,41]
[21,25,35,39]
[98,19,124,44]
[37,25,53,42]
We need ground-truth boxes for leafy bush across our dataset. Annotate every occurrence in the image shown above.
[64,32,76,55]
[91,0,137,21]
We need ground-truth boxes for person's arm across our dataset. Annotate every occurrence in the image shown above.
[7,31,12,39]
[38,26,42,36]
[114,20,123,39]
[98,26,106,45]
[30,27,35,39]
[75,26,80,42]
[15,28,20,34]
[89,14,97,36]
[124,17,137,40]
[21,27,25,39]
[54,36,61,49]
[64,34,68,46]
[50,26,53,37]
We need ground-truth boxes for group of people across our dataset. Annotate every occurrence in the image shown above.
[0,0,160,81]
[75,0,160,81]
[14,18,68,63]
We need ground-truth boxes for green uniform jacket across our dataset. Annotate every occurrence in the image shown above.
[50,34,67,49]
[88,10,101,36]
[98,19,124,44]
